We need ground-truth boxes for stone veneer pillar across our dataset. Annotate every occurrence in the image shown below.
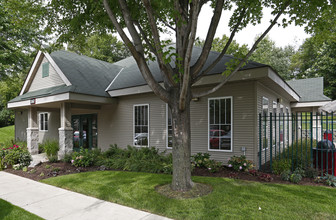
[58,127,73,158]
[27,128,39,155]
[27,107,39,155]
[58,102,73,159]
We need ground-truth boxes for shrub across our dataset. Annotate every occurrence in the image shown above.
[293,167,306,177]
[0,144,32,169]
[279,139,317,170]
[304,167,319,178]
[281,170,291,181]
[39,140,59,162]
[324,175,336,187]
[191,153,210,168]
[206,160,222,173]
[102,145,173,174]
[228,155,253,172]
[62,153,73,163]
[273,159,292,175]
[290,173,302,184]
[71,147,95,167]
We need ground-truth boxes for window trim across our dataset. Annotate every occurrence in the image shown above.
[208,96,233,152]
[133,104,149,147]
[39,112,49,131]
[166,104,172,149]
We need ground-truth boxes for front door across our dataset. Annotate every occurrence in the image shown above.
[72,114,97,151]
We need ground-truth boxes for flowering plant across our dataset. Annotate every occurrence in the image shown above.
[228,155,253,172]
[71,147,94,167]
[0,144,31,170]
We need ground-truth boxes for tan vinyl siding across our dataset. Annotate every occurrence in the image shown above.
[28,57,65,92]
[97,81,257,164]
[190,81,256,163]
[256,82,292,167]
[15,109,28,141]
[98,93,166,151]
[38,111,60,143]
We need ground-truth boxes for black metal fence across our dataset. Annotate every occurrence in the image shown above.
[258,112,336,176]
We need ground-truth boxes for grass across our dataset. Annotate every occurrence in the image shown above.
[0,125,14,144]
[0,199,43,220]
[42,171,336,220]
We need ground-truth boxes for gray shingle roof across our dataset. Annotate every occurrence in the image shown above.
[286,77,331,102]
[51,50,122,97]
[106,46,267,91]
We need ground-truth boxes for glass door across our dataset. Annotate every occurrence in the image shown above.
[72,114,97,151]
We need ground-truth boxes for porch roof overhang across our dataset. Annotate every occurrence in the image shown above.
[8,85,116,109]
[291,100,331,109]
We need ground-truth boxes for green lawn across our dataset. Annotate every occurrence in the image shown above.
[0,125,14,144]
[0,199,43,220]
[42,171,336,220]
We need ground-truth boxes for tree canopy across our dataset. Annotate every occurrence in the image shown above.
[67,33,130,63]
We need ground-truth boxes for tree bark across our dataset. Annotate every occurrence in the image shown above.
[170,89,194,191]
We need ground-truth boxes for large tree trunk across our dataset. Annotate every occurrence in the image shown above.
[170,91,194,191]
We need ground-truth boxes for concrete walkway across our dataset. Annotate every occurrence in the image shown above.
[0,172,171,220]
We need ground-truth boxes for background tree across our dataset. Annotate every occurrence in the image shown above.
[67,33,130,63]
[249,36,296,80]
[291,37,336,99]
[0,0,45,127]
[44,0,333,191]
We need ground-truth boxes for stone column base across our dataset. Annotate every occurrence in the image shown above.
[27,128,39,155]
[58,127,73,159]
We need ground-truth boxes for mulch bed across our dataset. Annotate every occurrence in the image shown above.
[3,162,327,187]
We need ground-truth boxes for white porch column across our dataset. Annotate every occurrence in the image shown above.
[27,107,39,155]
[58,102,73,159]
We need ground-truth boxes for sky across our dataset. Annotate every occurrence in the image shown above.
[195,5,310,49]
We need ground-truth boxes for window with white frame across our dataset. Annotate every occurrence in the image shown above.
[39,113,48,131]
[133,104,149,147]
[166,104,172,149]
[280,104,284,143]
[208,97,232,151]
[262,97,269,149]
[272,101,277,146]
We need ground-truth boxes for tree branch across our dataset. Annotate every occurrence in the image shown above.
[103,0,170,102]
[179,0,200,110]
[118,0,144,54]
[192,1,291,98]
[192,7,246,83]
[190,0,224,76]
[142,0,176,87]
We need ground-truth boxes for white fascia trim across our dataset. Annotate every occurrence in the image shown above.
[105,67,124,92]
[44,52,71,86]
[20,51,43,95]
[267,69,300,101]
[108,84,163,97]
[291,101,331,108]
[8,93,115,109]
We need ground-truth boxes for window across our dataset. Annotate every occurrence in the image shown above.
[166,104,172,149]
[272,101,277,146]
[39,113,48,131]
[133,104,149,147]
[262,97,269,150]
[208,97,232,151]
[42,62,49,78]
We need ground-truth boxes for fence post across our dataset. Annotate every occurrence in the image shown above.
[321,112,323,176]
[332,112,334,176]
[310,112,313,168]
[270,113,273,172]
[326,112,329,175]
[259,113,262,171]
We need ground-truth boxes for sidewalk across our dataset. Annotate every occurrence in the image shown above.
[0,171,171,220]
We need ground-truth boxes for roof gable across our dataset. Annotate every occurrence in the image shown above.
[50,50,123,97]
[20,51,71,95]
[287,77,331,102]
